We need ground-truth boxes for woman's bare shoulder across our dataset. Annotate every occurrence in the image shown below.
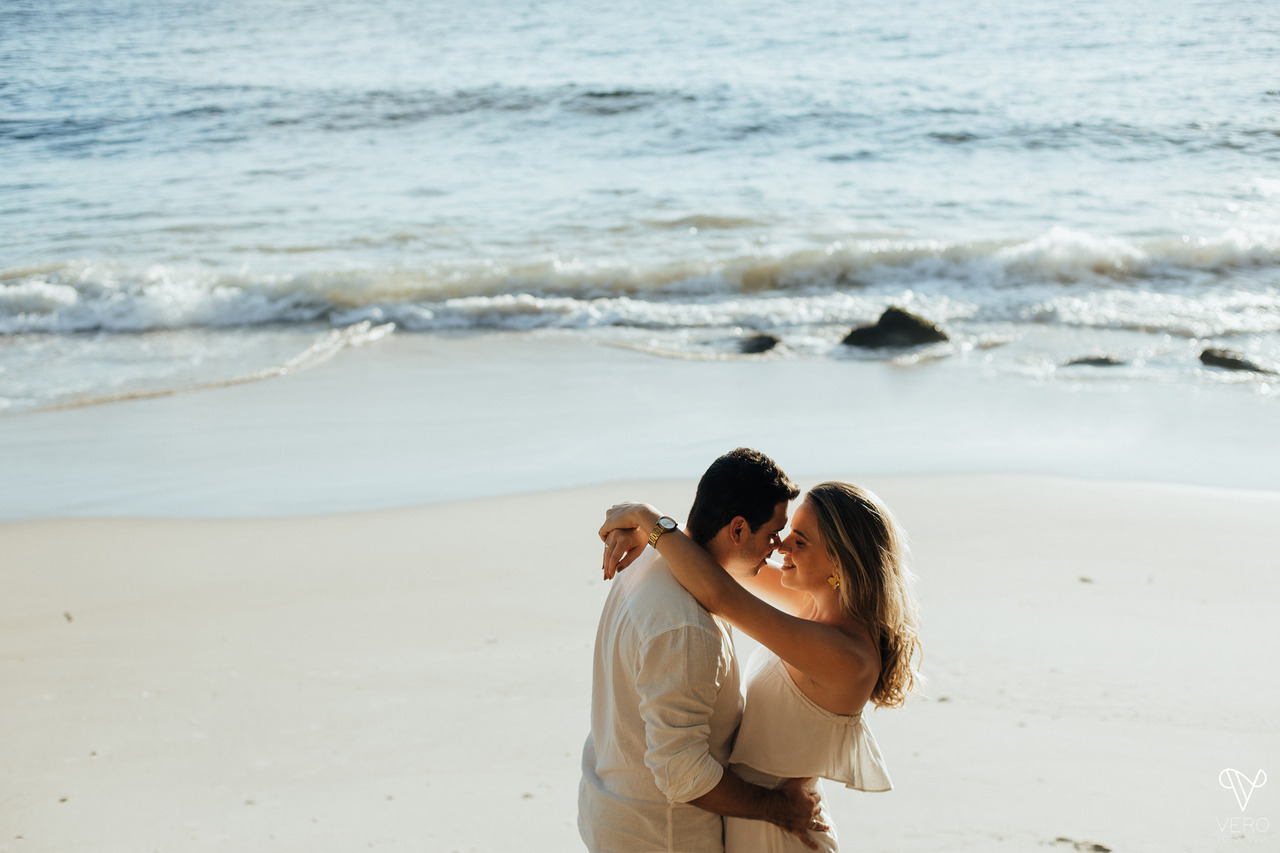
[787,616,880,715]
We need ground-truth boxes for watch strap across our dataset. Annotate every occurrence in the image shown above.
[648,516,678,547]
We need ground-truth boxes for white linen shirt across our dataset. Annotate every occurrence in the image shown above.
[579,547,742,853]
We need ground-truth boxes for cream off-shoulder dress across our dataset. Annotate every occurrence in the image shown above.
[724,646,893,853]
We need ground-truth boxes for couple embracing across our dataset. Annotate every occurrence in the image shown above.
[579,448,922,853]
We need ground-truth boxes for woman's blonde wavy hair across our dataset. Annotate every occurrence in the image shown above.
[806,482,922,709]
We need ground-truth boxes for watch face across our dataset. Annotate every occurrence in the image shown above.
[650,516,678,545]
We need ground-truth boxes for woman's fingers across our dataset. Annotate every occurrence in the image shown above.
[598,503,662,579]
[614,546,641,575]
[603,531,619,577]
[599,522,648,580]
[604,533,619,579]
[602,529,634,579]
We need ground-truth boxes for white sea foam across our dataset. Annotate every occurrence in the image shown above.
[1,322,394,413]
[1031,289,1280,338]
[3,228,1277,339]
[3,232,1278,410]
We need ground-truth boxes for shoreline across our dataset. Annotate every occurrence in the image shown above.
[2,475,1276,852]
[3,330,1280,523]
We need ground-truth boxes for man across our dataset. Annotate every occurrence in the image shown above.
[578,448,819,852]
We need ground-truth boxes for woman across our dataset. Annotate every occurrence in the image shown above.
[600,482,921,853]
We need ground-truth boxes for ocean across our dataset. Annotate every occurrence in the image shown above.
[3,0,1279,412]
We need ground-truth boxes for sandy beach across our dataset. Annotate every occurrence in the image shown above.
[2,335,1278,853]
[3,476,1277,852]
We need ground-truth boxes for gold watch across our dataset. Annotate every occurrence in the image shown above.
[648,516,678,547]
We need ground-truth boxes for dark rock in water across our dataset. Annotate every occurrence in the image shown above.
[1199,348,1276,374]
[1064,356,1126,367]
[739,333,780,354]
[842,307,948,349]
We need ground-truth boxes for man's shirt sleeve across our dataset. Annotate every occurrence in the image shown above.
[635,623,727,803]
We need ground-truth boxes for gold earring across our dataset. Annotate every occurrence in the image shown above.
[827,574,841,590]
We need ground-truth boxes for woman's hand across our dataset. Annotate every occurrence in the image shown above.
[599,502,662,579]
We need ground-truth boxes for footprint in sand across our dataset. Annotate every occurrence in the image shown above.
[1050,838,1111,853]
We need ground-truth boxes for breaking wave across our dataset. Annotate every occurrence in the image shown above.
[3,227,1278,337]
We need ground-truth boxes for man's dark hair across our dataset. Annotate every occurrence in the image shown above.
[685,448,799,546]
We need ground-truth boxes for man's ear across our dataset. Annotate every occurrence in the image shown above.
[727,516,748,544]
